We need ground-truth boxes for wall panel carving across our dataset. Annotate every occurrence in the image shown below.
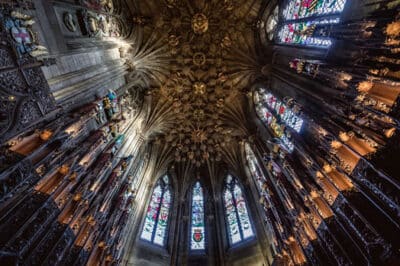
[0,5,56,143]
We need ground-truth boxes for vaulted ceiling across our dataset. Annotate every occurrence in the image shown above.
[127,0,265,169]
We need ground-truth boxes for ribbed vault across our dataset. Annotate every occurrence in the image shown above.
[126,0,264,171]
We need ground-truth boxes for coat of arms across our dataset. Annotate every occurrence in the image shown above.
[2,11,47,58]
[193,229,203,242]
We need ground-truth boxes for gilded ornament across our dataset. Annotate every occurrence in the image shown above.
[221,35,232,48]
[168,34,179,47]
[193,82,206,95]
[192,13,209,34]
[193,52,206,66]
[40,129,53,141]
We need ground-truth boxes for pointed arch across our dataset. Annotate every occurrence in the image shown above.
[190,181,206,251]
[140,175,172,247]
[223,175,254,245]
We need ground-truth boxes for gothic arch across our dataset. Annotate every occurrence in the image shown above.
[131,172,180,265]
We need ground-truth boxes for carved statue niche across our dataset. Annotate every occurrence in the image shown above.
[63,12,78,32]
[78,10,100,37]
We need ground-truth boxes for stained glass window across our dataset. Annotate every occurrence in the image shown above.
[190,182,206,250]
[283,0,347,20]
[254,88,303,153]
[276,0,347,48]
[223,175,254,245]
[140,175,172,246]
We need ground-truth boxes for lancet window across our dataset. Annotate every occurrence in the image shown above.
[254,88,303,153]
[276,0,347,47]
[223,175,254,245]
[190,181,206,251]
[140,175,172,246]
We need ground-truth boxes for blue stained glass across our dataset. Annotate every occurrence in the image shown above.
[191,182,206,250]
[140,175,172,246]
[223,175,254,245]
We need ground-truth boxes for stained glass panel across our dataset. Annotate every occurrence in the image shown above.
[191,182,205,250]
[224,176,255,245]
[277,18,338,48]
[154,189,171,246]
[224,189,242,244]
[254,89,303,153]
[283,0,347,20]
[277,0,347,48]
[140,185,162,241]
[233,185,254,239]
[140,176,172,247]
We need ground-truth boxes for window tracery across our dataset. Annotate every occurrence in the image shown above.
[223,175,254,245]
[276,0,347,47]
[140,175,172,247]
[190,181,206,251]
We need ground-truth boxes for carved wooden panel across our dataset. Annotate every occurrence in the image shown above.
[0,5,57,143]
